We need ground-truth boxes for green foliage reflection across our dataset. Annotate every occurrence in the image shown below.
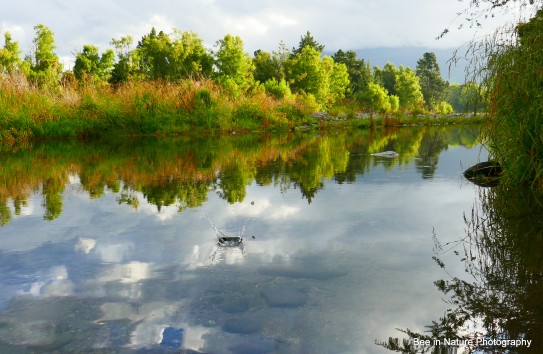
[0,126,481,225]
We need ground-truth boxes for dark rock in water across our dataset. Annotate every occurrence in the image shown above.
[464,161,502,178]
[464,161,502,187]
[261,285,307,308]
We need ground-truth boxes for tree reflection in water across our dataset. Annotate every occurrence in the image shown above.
[378,184,543,353]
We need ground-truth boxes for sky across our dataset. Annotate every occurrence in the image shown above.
[0,0,525,69]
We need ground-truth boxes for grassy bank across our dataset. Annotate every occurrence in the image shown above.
[0,74,483,145]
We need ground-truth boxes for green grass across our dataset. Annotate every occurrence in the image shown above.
[0,74,484,145]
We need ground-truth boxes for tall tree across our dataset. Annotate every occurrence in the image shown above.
[73,44,115,83]
[170,29,213,79]
[0,32,22,74]
[214,34,255,91]
[253,49,283,83]
[374,62,399,96]
[291,31,324,57]
[416,52,448,110]
[136,28,173,80]
[394,66,425,111]
[27,24,62,86]
[332,49,372,96]
[110,35,134,84]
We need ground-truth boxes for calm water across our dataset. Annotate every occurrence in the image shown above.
[0,126,488,353]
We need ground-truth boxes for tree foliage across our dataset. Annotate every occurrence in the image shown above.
[291,31,324,57]
[416,52,448,110]
[26,24,62,86]
[394,66,425,111]
[332,49,372,96]
[214,34,254,92]
[74,45,115,84]
[0,32,22,74]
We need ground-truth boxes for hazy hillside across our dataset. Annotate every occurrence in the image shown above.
[328,47,470,84]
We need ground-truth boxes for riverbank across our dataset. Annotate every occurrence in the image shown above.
[0,76,485,145]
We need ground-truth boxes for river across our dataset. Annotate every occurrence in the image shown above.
[1,125,516,353]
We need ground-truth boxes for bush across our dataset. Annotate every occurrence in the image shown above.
[263,79,292,100]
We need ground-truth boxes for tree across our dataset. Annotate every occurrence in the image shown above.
[332,49,372,96]
[358,83,391,113]
[374,62,398,96]
[214,34,255,91]
[73,45,115,84]
[27,24,62,86]
[286,46,328,103]
[416,52,448,110]
[394,66,425,112]
[136,28,173,80]
[326,57,350,104]
[170,29,213,79]
[291,31,324,57]
[110,35,134,84]
[0,32,22,74]
[253,49,283,83]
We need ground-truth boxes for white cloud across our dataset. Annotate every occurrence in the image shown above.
[1,0,515,67]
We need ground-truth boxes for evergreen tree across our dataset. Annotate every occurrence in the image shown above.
[332,49,372,96]
[291,31,324,57]
[416,52,448,110]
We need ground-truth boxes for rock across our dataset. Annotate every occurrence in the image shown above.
[463,161,502,178]
[463,161,502,187]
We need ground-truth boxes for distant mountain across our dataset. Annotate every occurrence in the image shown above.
[327,46,470,84]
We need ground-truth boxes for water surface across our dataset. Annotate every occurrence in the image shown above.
[0,126,486,353]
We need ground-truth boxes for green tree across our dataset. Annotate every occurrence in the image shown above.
[0,32,22,74]
[459,82,484,113]
[326,57,350,104]
[291,31,325,57]
[416,52,448,110]
[136,28,173,80]
[374,62,398,96]
[214,34,255,91]
[170,30,213,79]
[358,82,391,113]
[110,35,134,83]
[286,46,328,103]
[332,49,372,96]
[73,45,115,84]
[286,46,349,107]
[253,49,283,83]
[394,66,425,112]
[26,24,62,86]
